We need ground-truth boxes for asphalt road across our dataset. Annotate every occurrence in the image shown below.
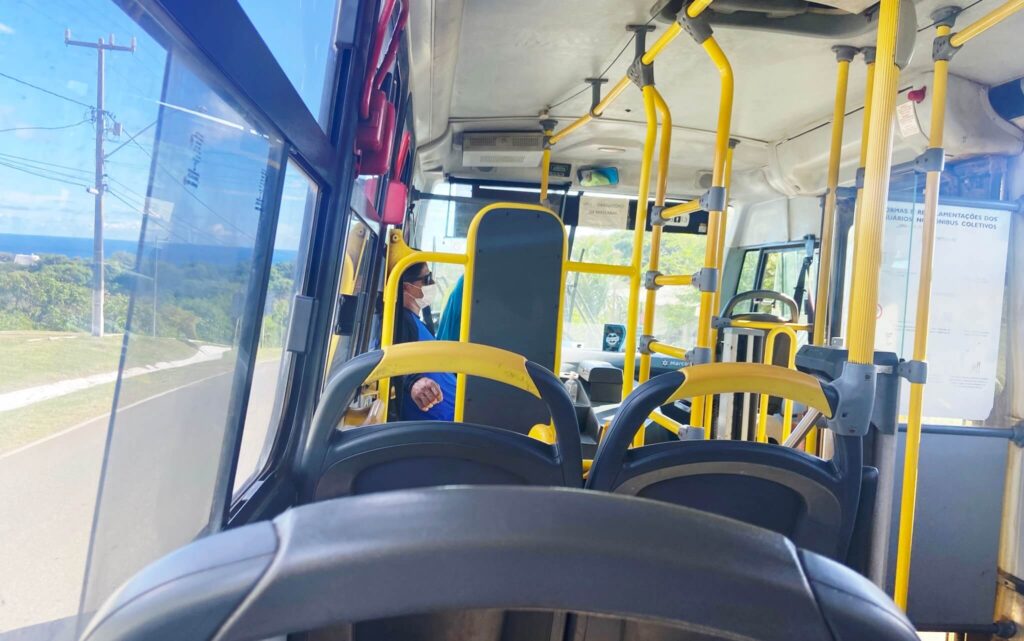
[0,361,278,640]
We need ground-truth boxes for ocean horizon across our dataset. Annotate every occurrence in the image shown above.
[0,233,297,264]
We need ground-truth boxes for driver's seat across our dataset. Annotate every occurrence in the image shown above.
[298,342,583,502]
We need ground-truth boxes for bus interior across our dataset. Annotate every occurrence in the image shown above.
[1,0,1023,640]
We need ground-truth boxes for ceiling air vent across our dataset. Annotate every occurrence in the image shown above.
[462,132,545,168]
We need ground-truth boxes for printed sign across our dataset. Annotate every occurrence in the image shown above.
[578,195,629,229]
[843,201,1011,419]
[602,324,626,353]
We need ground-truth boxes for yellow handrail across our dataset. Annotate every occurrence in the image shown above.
[754,325,798,443]
[548,77,632,146]
[622,84,659,402]
[379,250,469,418]
[949,0,1024,46]
[654,273,693,287]
[638,87,674,392]
[648,341,688,360]
[894,18,956,611]
[649,410,685,435]
[813,48,854,347]
[686,0,716,19]
[565,261,632,277]
[845,0,900,366]
[539,123,554,202]
[722,319,811,332]
[701,140,736,431]
[689,35,734,437]
[659,199,701,221]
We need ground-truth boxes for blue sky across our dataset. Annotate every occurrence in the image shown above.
[0,0,332,249]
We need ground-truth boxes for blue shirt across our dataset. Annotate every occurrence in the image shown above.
[435,276,464,341]
[400,310,457,421]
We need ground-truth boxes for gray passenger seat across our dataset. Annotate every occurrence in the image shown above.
[79,487,919,641]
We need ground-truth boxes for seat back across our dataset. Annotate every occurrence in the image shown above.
[587,365,864,561]
[460,203,567,434]
[299,343,582,502]
[80,487,920,641]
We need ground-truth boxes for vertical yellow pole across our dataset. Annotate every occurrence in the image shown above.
[894,20,953,611]
[813,47,856,347]
[539,120,555,203]
[690,36,734,435]
[622,86,659,399]
[846,0,901,367]
[639,89,673,386]
[702,139,738,431]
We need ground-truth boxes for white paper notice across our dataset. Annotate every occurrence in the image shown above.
[895,100,920,140]
[578,195,629,229]
[873,201,1011,419]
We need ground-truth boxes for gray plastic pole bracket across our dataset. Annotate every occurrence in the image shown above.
[862,46,877,65]
[711,315,731,330]
[627,57,656,89]
[932,34,961,61]
[930,5,962,29]
[692,267,718,293]
[896,359,928,384]
[638,334,657,355]
[643,270,663,290]
[915,147,945,173]
[679,8,713,44]
[728,138,740,149]
[825,361,876,436]
[832,45,859,63]
[651,204,669,226]
[700,186,727,212]
[687,346,712,365]
[1011,423,1024,448]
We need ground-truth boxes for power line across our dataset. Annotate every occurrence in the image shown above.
[0,151,94,174]
[0,156,95,184]
[0,158,92,189]
[0,71,94,109]
[0,118,93,134]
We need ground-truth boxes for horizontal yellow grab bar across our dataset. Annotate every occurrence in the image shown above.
[654,273,693,287]
[722,319,811,332]
[549,77,631,146]
[649,411,684,435]
[659,199,701,220]
[641,21,684,65]
[687,0,715,18]
[648,341,688,360]
[565,261,633,277]
[665,363,835,419]
[950,0,1024,47]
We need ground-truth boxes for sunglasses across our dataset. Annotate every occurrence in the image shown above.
[410,271,435,286]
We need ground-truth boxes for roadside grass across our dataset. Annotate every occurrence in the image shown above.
[0,331,198,393]
[0,355,235,455]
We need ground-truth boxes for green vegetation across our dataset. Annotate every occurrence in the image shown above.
[565,230,706,348]
[0,332,198,393]
[0,252,296,348]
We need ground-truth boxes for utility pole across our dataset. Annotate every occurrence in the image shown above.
[65,30,135,337]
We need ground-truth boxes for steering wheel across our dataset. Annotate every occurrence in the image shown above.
[723,289,799,323]
[299,341,581,491]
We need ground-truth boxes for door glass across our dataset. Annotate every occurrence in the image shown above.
[235,160,317,494]
[239,0,339,125]
[76,20,287,629]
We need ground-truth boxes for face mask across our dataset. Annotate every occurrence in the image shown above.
[414,283,437,311]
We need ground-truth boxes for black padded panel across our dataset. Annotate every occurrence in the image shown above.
[81,487,920,641]
[465,207,565,434]
[313,422,579,500]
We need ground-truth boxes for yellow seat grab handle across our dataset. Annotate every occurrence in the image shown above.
[300,342,581,491]
[599,363,846,452]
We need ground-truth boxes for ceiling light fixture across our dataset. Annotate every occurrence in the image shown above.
[597,146,626,154]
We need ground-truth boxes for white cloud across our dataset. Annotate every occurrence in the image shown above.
[0,23,14,35]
